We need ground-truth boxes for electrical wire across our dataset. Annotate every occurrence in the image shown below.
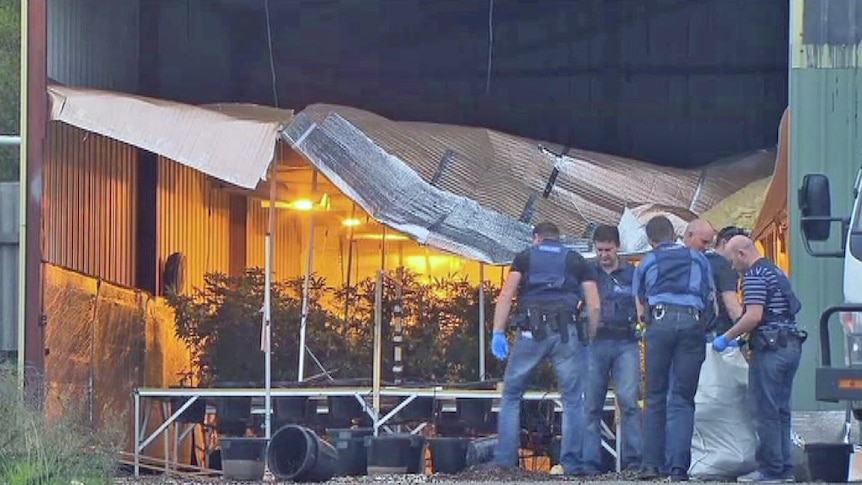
[485,0,495,95]
[264,0,280,108]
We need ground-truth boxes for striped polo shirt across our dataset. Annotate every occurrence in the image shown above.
[742,259,794,327]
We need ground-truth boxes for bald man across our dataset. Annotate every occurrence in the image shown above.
[712,236,806,483]
[683,219,715,252]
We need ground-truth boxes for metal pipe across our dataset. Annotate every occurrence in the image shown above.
[263,167,277,440]
[372,270,383,434]
[298,215,315,381]
[16,0,28,388]
[478,264,486,380]
[0,135,21,146]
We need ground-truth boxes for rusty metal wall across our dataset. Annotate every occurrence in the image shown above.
[43,123,139,287]
[246,204,304,283]
[47,0,140,92]
[0,183,19,353]
[157,157,232,294]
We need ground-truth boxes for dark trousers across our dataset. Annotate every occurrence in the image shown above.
[750,338,801,478]
[642,311,705,476]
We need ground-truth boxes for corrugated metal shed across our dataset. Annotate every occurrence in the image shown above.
[47,0,140,92]
[0,183,18,353]
[43,123,139,287]
[157,158,232,294]
[789,0,862,410]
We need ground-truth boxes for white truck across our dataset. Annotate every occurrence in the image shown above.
[799,164,862,416]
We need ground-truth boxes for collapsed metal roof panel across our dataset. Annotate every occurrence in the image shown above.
[283,104,775,264]
[48,85,294,189]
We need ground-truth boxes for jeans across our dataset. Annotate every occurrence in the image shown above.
[749,338,802,478]
[583,338,642,473]
[642,311,706,476]
[493,325,586,474]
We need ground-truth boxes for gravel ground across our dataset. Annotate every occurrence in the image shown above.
[115,411,856,485]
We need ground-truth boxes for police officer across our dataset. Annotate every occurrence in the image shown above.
[713,236,805,483]
[684,221,746,335]
[583,224,642,474]
[490,222,601,475]
[631,215,715,482]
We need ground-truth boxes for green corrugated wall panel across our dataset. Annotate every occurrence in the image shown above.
[789,0,862,410]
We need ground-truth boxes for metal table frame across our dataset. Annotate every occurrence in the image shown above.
[133,386,620,477]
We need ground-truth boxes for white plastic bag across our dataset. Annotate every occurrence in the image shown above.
[689,345,758,480]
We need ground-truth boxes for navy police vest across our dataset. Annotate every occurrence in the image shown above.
[645,244,712,309]
[519,240,582,309]
[597,262,638,328]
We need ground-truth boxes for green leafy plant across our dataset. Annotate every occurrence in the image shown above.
[167,267,548,387]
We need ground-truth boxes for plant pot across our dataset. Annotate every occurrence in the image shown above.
[169,396,207,424]
[456,398,492,428]
[220,437,267,481]
[365,434,426,475]
[805,442,852,483]
[430,437,468,474]
[274,396,310,424]
[399,397,435,421]
[215,397,252,436]
[327,395,363,426]
[465,436,497,467]
[268,424,339,482]
[328,429,373,477]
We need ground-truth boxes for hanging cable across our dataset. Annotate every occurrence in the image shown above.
[264,0,280,108]
[485,0,495,95]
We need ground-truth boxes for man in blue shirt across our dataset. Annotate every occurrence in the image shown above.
[583,224,642,474]
[489,222,601,475]
[632,215,715,482]
[712,236,805,483]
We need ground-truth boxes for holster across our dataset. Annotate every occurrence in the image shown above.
[516,306,582,343]
[751,326,808,351]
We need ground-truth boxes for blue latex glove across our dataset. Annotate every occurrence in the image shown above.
[712,334,729,352]
[492,331,509,360]
[728,337,742,348]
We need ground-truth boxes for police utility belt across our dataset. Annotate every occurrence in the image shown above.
[513,306,583,343]
[750,323,808,351]
[648,303,703,322]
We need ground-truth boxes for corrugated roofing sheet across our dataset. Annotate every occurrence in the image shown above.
[47,85,294,189]
[283,104,775,264]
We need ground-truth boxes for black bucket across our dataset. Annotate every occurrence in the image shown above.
[430,437,468,474]
[267,424,339,482]
[220,437,267,481]
[805,442,852,483]
[366,434,426,474]
[327,428,374,476]
[399,397,435,421]
[327,396,364,426]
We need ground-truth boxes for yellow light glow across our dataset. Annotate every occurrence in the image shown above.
[351,233,410,241]
[292,199,315,211]
[342,218,362,227]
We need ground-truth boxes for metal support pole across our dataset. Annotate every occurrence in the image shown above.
[263,233,272,439]
[298,215,315,381]
[263,168,277,440]
[478,263,486,381]
[373,270,383,435]
[392,270,403,385]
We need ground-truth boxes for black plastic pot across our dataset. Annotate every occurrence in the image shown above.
[274,396,310,425]
[327,396,364,426]
[399,397,435,421]
[214,397,252,436]
[365,434,426,474]
[267,424,339,482]
[455,398,491,426]
[328,428,374,477]
[430,437,469,474]
[465,436,497,467]
[169,396,207,424]
[220,437,267,481]
[805,442,852,483]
